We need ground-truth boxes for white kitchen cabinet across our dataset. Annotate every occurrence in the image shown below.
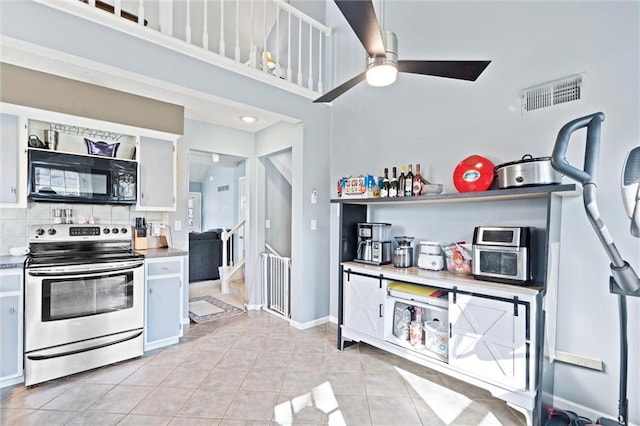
[0,110,27,207]
[144,256,184,351]
[343,271,385,341]
[449,292,528,390]
[0,269,24,388]
[137,136,177,211]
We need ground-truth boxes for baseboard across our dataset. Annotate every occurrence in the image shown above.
[329,315,338,324]
[290,315,330,330]
[552,395,639,426]
[181,317,190,325]
[245,304,263,311]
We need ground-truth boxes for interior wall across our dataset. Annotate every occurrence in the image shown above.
[326,0,639,422]
[265,156,292,257]
[202,165,236,231]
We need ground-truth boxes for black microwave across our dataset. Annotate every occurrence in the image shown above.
[28,150,137,205]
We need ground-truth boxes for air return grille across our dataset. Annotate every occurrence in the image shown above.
[522,74,583,112]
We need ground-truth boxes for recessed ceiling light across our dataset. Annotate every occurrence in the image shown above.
[239,115,258,123]
[211,153,220,163]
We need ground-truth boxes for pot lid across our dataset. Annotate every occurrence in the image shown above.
[495,154,552,169]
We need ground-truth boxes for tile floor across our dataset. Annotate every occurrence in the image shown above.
[1,310,526,425]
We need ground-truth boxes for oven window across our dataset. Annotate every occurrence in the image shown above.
[42,272,134,321]
[479,251,518,276]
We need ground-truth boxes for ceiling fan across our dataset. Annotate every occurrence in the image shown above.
[314,0,491,103]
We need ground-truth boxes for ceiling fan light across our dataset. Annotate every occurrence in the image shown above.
[366,63,398,87]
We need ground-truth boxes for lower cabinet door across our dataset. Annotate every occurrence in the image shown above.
[146,277,181,344]
[0,295,20,378]
[343,272,384,339]
[449,293,528,390]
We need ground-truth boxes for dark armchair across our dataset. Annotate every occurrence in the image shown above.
[188,229,223,282]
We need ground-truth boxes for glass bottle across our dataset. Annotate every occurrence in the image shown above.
[389,167,398,197]
[413,163,423,196]
[380,168,390,198]
[405,164,414,197]
[398,166,406,197]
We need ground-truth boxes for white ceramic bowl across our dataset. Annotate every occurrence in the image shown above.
[9,247,29,256]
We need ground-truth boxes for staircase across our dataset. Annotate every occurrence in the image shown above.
[219,220,245,294]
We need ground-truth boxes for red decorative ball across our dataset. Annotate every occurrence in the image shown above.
[453,155,495,192]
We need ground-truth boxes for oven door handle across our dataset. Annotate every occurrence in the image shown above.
[27,260,144,276]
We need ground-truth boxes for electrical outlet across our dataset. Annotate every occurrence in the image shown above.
[265,219,271,229]
[311,219,317,230]
[174,220,182,231]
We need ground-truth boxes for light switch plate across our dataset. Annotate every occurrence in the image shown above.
[311,219,317,230]
[174,220,182,231]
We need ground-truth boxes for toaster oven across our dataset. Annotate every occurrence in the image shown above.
[472,226,534,284]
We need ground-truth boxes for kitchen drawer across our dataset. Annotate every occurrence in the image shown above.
[0,273,21,293]
[147,259,182,276]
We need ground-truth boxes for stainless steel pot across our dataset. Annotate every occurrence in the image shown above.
[495,154,562,189]
[393,246,413,268]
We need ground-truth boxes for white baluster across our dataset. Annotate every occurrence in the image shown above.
[114,0,121,19]
[219,0,225,56]
[275,4,280,78]
[88,0,95,7]
[202,0,209,50]
[137,0,144,25]
[308,24,313,89]
[234,0,240,61]
[297,18,302,85]
[287,11,292,81]
[318,32,323,93]
[158,0,173,36]
[186,0,192,44]
[262,0,267,72]
[250,0,255,68]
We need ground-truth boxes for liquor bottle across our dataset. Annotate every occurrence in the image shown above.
[389,167,398,197]
[413,163,423,196]
[380,168,390,198]
[405,164,414,197]
[398,166,406,197]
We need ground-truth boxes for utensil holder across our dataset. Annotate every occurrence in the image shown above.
[134,230,147,250]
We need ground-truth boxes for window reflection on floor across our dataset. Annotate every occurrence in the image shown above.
[273,381,346,426]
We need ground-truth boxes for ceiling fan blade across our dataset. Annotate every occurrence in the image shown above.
[313,72,367,103]
[335,0,386,57]
[398,60,491,81]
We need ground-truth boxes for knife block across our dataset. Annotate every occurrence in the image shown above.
[134,230,148,250]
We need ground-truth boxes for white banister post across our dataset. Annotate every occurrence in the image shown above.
[262,0,267,72]
[308,24,313,89]
[219,0,225,56]
[297,18,302,85]
[185,0,192,44]
[114,0,121,19]
[234,0,240,61]
[250,0,256,68]
[158,0,173,36]
[137,0,144,25]
[275,4,280,78]
[202,0,209,50]
[88,0,95,6]
[318,32,323,93]
[286,11,292,81]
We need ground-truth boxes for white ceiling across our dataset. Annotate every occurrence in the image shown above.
[189,149,245,182]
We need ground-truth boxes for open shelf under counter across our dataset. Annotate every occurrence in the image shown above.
[332,183,577,205]
[341,261,543,297]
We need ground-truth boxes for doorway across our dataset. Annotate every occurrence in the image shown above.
[187,149,247,309]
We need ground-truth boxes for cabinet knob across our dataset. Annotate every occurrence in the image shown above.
[149,288,153,295]
[10,186,16,194]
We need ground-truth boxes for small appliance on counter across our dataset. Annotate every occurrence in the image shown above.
[472,226,534,284]
[393,236,415,268]
[355,222,392,265]
[417,241,445,271]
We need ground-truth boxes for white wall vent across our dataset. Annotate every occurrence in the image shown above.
[522,74,583,112]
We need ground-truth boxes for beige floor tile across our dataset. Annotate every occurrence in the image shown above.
[120,364,176,386]
[1,381,72,409]
[86,385,154,414]
[324,353,361,372]
[0,407,34,425]
[181,350,226,369]
[368,395,422,426]
[177,388,236,418]
[0,383,27,402]
[259,338,297,353]
[84,362,141,385]
[15,409,78,425]
[325,372,367,395]
[240,367,287,392]
[117,414,172,425]
[131,386,195,417]
[218,420,269,426]
[289,352,326,371]
[216,350,259,370]
[294,338,328,353]
[160,366,211,388]
[169,416,222,425]
[364,371,412,397]
[224,390,279,421]
[360,354,399,372]
[200,367,248,390]
[281,370,327,394]
[41,383,113,411]
[250,351,292,369]
[146,347,192,367]
[66,411,125,425]
[332,394,372,425]
[274,391,324,424]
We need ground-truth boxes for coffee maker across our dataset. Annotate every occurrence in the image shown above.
[355,223,392,265]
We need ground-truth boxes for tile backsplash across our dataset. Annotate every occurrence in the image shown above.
[0,203,171,255]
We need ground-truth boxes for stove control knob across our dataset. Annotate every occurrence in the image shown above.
[112,228,119,234]
[103,228,110,234]
[35,228,45,236]
[47,228,57,236]
[121,228,128,234]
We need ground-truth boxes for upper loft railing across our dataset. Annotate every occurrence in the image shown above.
[36,0,332,99]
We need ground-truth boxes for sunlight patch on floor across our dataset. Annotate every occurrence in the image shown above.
[273,381,346,426]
